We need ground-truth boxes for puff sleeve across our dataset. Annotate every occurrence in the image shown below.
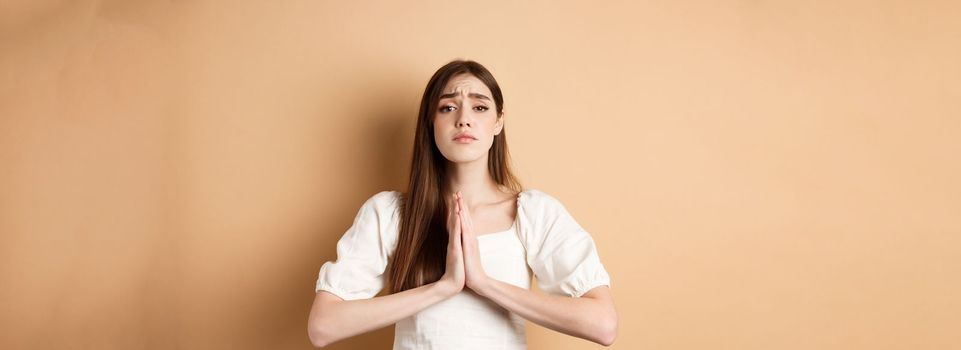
[518,190,611,297]
[315,191,401,300]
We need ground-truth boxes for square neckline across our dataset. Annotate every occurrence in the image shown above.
[476,218,518,239]
[475,190,523,239]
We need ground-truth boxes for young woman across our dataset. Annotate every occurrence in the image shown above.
[307,60,617,349]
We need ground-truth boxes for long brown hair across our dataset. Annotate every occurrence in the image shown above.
[387,60,522,294]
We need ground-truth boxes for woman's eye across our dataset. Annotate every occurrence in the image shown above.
[473,106,489,112]
[439,105,456,113]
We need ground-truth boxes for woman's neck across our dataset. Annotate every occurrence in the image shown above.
[446,158,504,208]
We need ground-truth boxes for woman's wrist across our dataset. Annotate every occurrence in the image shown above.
[467,275,493,297]
[432,279,462,298]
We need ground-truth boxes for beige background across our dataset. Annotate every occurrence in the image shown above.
[2,1,959,349]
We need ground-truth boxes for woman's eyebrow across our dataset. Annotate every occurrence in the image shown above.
[439,92,491,101]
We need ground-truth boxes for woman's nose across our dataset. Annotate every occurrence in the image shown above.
[456,113,471,127]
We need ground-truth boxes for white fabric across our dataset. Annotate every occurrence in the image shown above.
[315,189,611,350]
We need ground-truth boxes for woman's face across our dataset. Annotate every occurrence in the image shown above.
[433,74,503,164]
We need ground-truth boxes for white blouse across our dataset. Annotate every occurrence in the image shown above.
[315,189,611,350]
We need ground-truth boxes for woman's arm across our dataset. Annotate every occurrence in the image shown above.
[307,281,458,348]
[308,192,468,348]
[474,281,617,346]
[455,193,617,346]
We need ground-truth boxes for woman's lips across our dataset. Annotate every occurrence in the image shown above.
[453,132,477,143]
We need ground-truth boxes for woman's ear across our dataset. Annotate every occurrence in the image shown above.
[495,112,505,135]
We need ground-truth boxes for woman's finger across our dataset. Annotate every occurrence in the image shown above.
[454,215,462,239]
[452,213,462,250]
[457,197,472,233]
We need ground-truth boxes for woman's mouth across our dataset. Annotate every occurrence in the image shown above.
[453,132,477,143]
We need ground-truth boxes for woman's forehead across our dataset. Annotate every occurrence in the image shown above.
[441,75,492,97]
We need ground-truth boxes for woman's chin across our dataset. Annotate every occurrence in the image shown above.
[444,154,486,165]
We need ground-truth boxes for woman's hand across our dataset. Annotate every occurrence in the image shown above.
[438,192,466,295]
[456,192,491,293]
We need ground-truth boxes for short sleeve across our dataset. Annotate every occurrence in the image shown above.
[315,191,401,300]
[518,190,611,297]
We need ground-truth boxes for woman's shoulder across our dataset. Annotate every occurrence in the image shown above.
[359,190,404,214]
[355,190,403,243]
[518,188,563,207]
[368,189,403,203]
[517,188,570,218]
[515,188,590,244]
